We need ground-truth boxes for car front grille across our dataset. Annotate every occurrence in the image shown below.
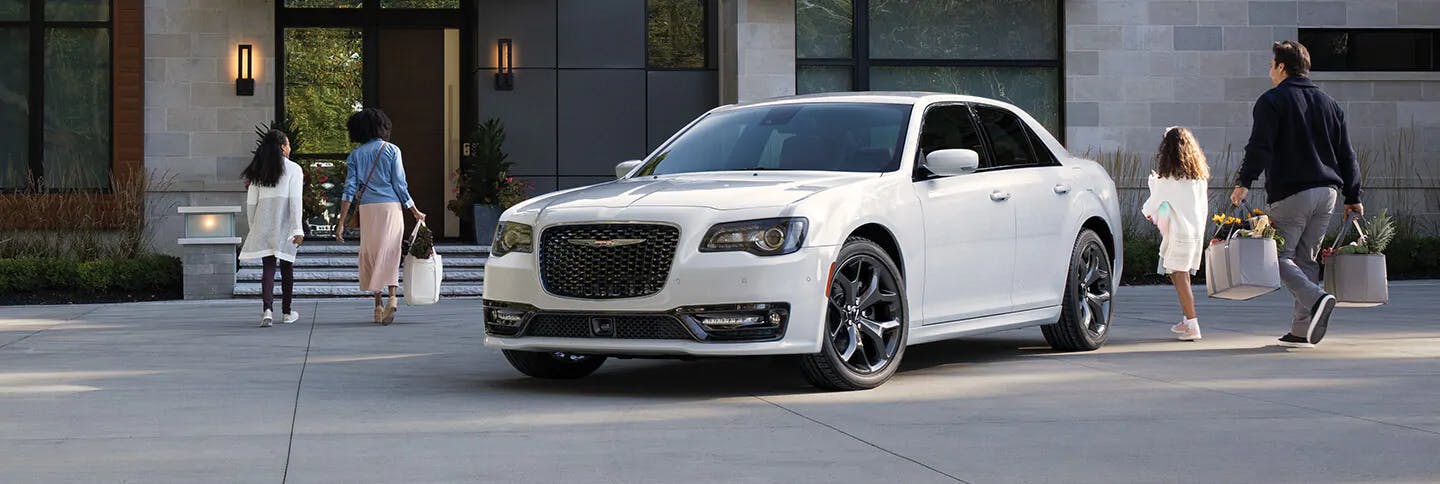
[522,314,695,340]
[539,223,680,299]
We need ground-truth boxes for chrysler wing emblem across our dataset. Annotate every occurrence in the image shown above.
[567,238,646,248]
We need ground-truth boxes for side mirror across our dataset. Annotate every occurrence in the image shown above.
[924,149,980,176]
[615,160,643,179]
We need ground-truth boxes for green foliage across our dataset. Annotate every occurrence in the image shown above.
[449,118,518,217]
[647,0,706,68]
[1366,211,1396,254]
[408,223,435,259]
[284,28,363,155]
[1122,237,1160,281]
[254,117,304,156]
[0,255,181,294]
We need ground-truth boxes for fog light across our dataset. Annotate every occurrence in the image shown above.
[490,309,526,327]
[694,313,765,329]
[768,311,783,325]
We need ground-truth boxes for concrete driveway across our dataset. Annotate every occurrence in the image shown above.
[2,282,1438,483]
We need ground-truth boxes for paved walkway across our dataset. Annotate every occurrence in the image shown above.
[2,283,1438,483]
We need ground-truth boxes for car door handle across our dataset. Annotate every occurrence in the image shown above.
[989,191,1011,202]
[1053,184,1071,194]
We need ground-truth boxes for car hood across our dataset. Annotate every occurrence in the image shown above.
[531,172,877,211]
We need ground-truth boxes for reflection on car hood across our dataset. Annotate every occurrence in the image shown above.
[534,172,876,211]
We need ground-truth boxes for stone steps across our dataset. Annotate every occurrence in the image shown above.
[234,243,488,298]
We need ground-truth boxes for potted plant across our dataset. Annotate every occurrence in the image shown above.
[1321,210,1393,307]
[447,119,531,244]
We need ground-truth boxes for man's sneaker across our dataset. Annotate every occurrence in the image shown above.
[282,311,300,324]
[1307,294,1336,344]
[1278,333,1313,348]
[260,309,274,328]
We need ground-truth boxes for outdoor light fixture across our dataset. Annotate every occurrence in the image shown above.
[495,38,514,91]
[179,206,239,240]
[236,44,255,96]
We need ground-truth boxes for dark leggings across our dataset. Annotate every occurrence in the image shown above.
[262,256,294,313]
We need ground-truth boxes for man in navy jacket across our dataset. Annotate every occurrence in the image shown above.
[1231,40,1364,348]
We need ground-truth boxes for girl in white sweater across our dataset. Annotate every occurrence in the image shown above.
[239,130,305,327]
[1141,127,1210,341]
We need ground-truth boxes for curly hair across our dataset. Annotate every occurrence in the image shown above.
[347,108,392,143]
[1154,126,1209,181]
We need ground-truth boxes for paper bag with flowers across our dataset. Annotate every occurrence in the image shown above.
[1209,206,1284,249]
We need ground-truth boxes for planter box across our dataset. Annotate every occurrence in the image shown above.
[1323,253,1389,307]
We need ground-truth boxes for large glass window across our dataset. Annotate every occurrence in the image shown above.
[647,0,707,69]
[283,28,364,155]
[1300,29,1438,72]
[0,0,112,190]
[796,0,1062,135]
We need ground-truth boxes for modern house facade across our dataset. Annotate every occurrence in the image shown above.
[1,0,1436,255]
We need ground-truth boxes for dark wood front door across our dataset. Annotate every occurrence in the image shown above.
[378,28,447,236]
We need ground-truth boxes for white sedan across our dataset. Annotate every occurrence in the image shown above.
[482,92,1123,390]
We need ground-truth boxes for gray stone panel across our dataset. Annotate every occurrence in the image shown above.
[1100,102,1150,127]
[1298,1,1347,25]
[558,70,647,177]
[1198,2,1248,25]
[1398,0,1440,24]
[1066,51,1100,76]
[1248,1,1298,26]
[1174,26,1222,50]
[478,69,558,177]
[1066,0,1100,25]
[1098,0,1149,25]
[1150,102,1200,126]
[1069,27,1123,50]
[1148,1,1198,25]
[646,71,719,151]
[476,0,557,69]
[1372,82,1423,101]
[1067,102,1100,127]
[1223,26,1274,51]
[557,0,645,69]
[1347,1,1398,26]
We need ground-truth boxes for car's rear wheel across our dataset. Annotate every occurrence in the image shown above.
[801,238,908,391]
[502,350,606,379]
[1042,229,1113,351]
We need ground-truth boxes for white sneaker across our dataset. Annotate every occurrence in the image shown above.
[1174,319,1201,341]
[282,311,300,324]
[260,309,274,328]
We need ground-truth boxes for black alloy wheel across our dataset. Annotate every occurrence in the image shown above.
[801,238,908,391]
[1042,229,1113,351]
[502,350,607,379]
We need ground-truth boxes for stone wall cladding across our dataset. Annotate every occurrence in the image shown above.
[145,0,274,256]
[1065,0,1439,228]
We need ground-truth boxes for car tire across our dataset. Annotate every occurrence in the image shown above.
[1042,229,1113,351]
[801,237,909,391]
[501,350,606,379]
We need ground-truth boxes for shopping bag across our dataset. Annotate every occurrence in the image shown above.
[403,222,443,306]
[1322,217,1388,307]
[1205,236,1282,300]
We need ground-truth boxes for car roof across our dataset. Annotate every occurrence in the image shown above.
[717,91,1018,111]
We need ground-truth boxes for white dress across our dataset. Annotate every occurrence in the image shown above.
[1141,172,1207,274]
[239,159,305,263]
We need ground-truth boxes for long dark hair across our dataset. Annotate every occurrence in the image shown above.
[1154,126,1209,181]
[243,129,287,187]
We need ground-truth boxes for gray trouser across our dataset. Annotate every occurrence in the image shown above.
[1265,187,1337,336]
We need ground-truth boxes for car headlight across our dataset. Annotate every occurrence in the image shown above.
[491,222,533,257]
[700,217,807,256]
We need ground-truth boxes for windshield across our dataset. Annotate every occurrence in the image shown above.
[637,102,912,176]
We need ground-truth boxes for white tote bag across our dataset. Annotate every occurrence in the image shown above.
[403,223,443,306]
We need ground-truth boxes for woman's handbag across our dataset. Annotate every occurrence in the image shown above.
[1204,204,1282,300]
[402,221,443,306]
[1323,216,1388,307]
[343,142,387,229]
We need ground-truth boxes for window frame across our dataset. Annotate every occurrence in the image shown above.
[972,103,1046,172]
[913,101,986,180]
[0,0,115,192]
[1299,28,1439,73]
[795,0,1065,141]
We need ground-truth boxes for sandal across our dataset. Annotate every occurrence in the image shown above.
[380,306,397,326]
[373,305,384,324]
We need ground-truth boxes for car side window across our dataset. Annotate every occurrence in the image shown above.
[975,106,1039,169]
[917,105,986,174]
[1025,124,1060,166]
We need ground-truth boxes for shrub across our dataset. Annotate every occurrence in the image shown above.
[0,255,180,294]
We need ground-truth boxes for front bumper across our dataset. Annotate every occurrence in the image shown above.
[482,242,834,356]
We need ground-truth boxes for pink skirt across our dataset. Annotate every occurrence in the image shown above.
[358,202,403,291]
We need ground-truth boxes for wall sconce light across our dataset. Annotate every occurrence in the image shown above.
[236,44,255,96]
[495,38,514,91]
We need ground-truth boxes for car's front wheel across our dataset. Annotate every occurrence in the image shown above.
[801,238,908,391]
[502,350,606,379]
[1042,229,1113,351]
